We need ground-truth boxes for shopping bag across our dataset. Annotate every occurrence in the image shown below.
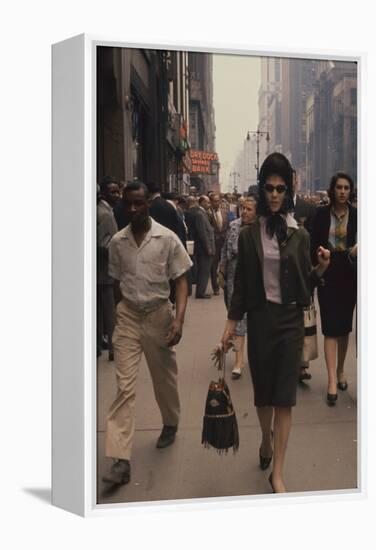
[303,302,318,362]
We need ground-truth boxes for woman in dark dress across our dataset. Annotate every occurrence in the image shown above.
[221,153,330,493]
[311,172,357,405]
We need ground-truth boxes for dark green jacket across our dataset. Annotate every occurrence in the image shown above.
[228,218,322,320]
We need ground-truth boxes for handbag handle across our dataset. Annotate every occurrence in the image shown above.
[220,347,227,381]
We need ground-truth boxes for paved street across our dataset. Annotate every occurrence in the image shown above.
[97,290,357,505]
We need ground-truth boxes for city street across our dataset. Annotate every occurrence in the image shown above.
[97,290,358,505]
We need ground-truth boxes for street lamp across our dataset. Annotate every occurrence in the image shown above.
[229,171,240,194]
[246,128,270,185]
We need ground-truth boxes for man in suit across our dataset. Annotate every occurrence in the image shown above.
[292,170,317,382]
[97,176,121,361]
[208,193,229,295]
[293,170,317,235]
[113,182,131,230]
[147,183,180,235]
[194,196,215,299]
[184,196,200,295]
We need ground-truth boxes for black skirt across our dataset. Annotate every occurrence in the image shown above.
[247,302,304,407]
[317,284,356,337]
[317,252,356,337]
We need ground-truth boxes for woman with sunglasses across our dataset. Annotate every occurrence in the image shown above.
[311,172,357,406]
[221,153,330,493]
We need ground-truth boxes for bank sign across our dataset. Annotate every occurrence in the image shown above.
[190,150,219,176]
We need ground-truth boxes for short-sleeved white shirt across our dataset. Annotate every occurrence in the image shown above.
[108,218,192,311]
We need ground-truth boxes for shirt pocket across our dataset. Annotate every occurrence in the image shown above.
[141,258,167,283]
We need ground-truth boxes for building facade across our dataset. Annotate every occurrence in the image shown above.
[188,52,218,194]
[97,46,191,193]
[306,60,357,192]
[258,56,357,194]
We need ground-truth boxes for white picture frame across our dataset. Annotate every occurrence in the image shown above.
[52,33,366,517]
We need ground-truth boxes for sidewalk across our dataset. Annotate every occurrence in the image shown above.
[97,292,357,505]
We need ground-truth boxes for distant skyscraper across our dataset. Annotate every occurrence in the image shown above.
[259,56,357,193]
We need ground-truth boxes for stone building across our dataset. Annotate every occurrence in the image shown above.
[306,60,357,192]
[188,52,218,194]
[97,46,190,193]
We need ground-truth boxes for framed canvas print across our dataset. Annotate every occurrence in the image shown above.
[52,34,365,517]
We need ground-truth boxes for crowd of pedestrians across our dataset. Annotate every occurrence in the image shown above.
[97,154,357,493]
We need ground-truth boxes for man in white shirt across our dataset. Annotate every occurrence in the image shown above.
[102,182,192,486]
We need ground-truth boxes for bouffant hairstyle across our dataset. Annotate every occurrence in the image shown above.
[328,172,355,205]
[257,152,294,216]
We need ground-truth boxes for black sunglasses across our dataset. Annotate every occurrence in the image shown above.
[264,183,287,194]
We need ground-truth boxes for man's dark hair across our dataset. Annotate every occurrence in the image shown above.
[328,171,355,204]
[100,175,119,195]
[146,181,161,194]
[163,192,179,201]
[123,181,150,199]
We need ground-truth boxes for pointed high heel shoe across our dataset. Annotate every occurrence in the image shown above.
[327,393,338,406]
[259,431,273,470]
[268,473,275,493]
[337,381,348,391]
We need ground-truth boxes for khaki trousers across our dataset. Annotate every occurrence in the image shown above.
[105,300,180,460]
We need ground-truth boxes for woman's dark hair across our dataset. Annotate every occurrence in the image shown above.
[256,152,294,216]
[123,181,150,200]
[328,172,355,205]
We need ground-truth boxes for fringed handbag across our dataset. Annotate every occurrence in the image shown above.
[201,346,239,454]
[303,300,318,362]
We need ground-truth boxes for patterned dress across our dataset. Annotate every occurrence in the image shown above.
[221,218,247,336]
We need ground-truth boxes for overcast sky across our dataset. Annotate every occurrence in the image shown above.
[213,54,261,191]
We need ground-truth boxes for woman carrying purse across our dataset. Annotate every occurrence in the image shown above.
[311,172,357,405]
[221,153,330,493]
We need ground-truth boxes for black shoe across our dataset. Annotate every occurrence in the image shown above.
[259,430,273,470]
[108,350,114,362]
[156,425,177,448]
[337,381,348,391]
[231,367,242,380]
[268,473,276,493]
[102,459,130,485]
[327,393,338,406]
[260,449,273,470]
[196,294,211,299]
[213,289,220,296]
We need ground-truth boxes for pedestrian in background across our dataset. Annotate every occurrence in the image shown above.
[292,169,317,383]
[194,195,215,299]
[221,153,330,493]
[184,196,200,295]
[311,172,357,406]
[208,193,229,296]
[219,196,257,379]
[97,175,121,361]
[102,182,192,486]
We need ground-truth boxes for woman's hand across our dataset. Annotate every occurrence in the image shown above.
[316,246,331,276]
[221,320,237,352]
